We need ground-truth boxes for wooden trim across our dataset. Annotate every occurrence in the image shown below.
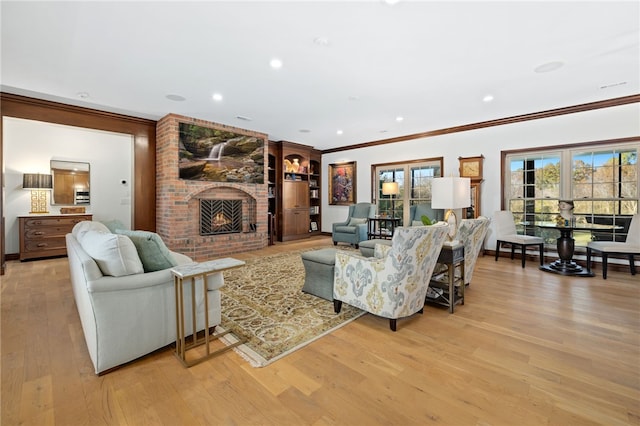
[0,92,157,232]
[321,94,640,154]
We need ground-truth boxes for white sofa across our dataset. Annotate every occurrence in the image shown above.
[66,221,223,374]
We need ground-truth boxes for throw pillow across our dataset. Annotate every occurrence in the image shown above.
[72,221,111,243]
[348,217,368,227]
[116,230,178,272]
[100,219,127,234]
[80,231,144,277]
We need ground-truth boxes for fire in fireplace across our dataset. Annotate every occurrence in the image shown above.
[199,198,257,235]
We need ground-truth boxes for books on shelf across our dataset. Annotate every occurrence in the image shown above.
[310,189,319,198]
[310,206,320,215]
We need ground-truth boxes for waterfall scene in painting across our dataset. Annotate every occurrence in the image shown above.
[178,123,264,183]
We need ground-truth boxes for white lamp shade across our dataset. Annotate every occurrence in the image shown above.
[431,177,470,209]
[382,181,399,195]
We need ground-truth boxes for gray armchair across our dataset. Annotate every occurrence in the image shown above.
[408,203,444,226]
[332,202,376,248]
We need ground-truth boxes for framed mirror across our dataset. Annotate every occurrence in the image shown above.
[50,160,90,205]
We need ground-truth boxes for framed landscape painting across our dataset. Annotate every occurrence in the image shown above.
[178,123,264,183]
[329,161,357,205]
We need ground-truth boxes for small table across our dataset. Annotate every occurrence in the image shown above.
[427,243,465,313]
[535,221,621,277]
[368,217,401,240]
[171,258,245,367]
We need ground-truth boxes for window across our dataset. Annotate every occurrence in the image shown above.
[372,158,442,225]
[504,140,639,247]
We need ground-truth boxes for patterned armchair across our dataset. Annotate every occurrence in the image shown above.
[333,224,448,331]
[332,202,376,248]
[436,216,490,285]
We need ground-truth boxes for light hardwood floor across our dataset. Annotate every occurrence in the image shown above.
[2,236,639,426]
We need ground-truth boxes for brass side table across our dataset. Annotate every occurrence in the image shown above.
[171,258,245,367]
[427,243,465,313]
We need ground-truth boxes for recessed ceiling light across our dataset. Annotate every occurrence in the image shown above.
[212,93,223,102]
[166,94,186,101]
[395,116,404,122]
[483,94,494,103]
[534,61,564,73]
[236,115,252,121]
[336,130,343,135]
[77,92,90,99]
[384,0,401,5]
[270,58,283,69]
[313,36,330,46]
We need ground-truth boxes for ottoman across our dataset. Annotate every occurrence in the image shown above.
[359,238,392,257]
[301,248,338,301]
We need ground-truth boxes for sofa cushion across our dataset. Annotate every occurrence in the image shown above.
[116,230,178,272]
[348,217,368,227]
[80,231,144,277]
[100,219,127,234]
[72,221,111,243]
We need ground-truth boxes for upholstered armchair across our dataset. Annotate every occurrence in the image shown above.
[408,203,444,226]
[434,217,490,286]
[333,224,448,331]
[332,202,376,248]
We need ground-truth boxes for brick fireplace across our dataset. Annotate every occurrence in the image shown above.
[156,114,268,261]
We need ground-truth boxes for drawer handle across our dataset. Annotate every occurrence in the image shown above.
[37,243,47,247]
[34,231,45,235]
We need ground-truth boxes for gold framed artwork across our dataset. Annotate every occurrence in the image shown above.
[329,161,357,205]
[459,155,484,180]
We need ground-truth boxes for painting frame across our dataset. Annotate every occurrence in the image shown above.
[328,161,357,205]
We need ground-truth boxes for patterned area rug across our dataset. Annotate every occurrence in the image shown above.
[219,248,364,367]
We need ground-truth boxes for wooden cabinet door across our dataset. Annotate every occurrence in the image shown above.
[283,181,308,209]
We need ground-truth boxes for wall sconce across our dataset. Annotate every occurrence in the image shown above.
[382,181,400,219]
[23,173,53,214]
[431,177,470,244]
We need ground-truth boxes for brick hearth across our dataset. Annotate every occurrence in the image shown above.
[156,114,268,261]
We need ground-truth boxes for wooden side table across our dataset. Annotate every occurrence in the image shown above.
[427,243,465,313]
[171,258,245,367]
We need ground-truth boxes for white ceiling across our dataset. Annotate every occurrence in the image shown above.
[2,1,638,151]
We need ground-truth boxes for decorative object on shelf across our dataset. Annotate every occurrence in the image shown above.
[60,207,86,214]
[431,176,470,244]
[458,155,484,180]
[329,161,357,205]
[558,200,575,226]
[23,173,53,214]
[310,221,318,231]
[382,181,399,219]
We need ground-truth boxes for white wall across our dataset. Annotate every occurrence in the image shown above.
[3,117,133,254]
[321,103,640,250]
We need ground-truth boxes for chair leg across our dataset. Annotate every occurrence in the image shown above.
[389,319,397,332]
[629,255,636,275]
[521,244,526,268]
[586,247,592,273]
[495,241,501,261]
[333,241,337,246]
[602,254,608,280]
[510,245,515,260]
[333,300,342,313]
[538,243,544,265]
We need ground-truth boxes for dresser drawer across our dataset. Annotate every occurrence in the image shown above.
[23,237,67,253]
[23,216,89,229]
[25,226,71,239]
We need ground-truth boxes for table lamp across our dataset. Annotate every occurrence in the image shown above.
[431,176,470,244]
[23,173,53,214]
[382,181,399,218]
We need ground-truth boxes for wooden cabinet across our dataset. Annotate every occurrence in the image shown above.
[274,141,321,242]
[19,214,92,261]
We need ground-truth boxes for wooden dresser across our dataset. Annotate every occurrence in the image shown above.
[19,214,92,261]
